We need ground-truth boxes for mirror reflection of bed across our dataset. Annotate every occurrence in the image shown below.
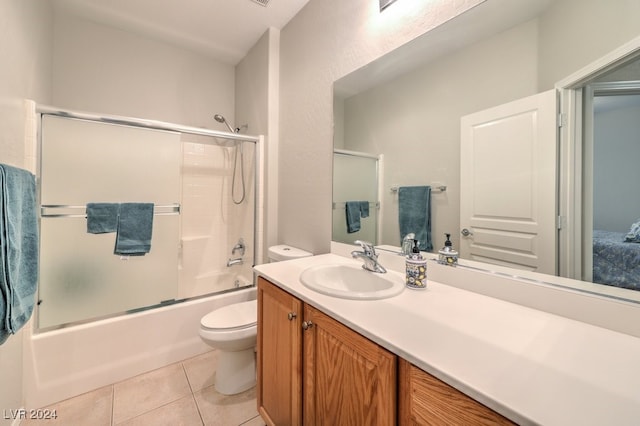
[590,86,640,291]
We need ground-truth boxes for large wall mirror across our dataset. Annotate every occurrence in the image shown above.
[332,0,640,303]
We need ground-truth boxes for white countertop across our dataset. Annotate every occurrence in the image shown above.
[254,253,640,426]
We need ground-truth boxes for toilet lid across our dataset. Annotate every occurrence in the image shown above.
[201,300,256,330]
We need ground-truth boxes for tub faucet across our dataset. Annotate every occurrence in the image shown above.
[351,240,387,273]
[227,257,244,267]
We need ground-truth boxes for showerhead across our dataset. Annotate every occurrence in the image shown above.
[214,114,237,133]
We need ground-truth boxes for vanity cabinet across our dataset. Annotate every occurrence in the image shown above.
[303,303,396,425]
[257,277,303,425]
[398,359,515,425]
[258,277,513,425]
[257,277,396,426]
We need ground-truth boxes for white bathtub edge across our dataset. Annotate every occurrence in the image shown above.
[23,288,256,409]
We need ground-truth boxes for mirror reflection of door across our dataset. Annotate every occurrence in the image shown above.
[460,90,557,275]
[583,81,640,290]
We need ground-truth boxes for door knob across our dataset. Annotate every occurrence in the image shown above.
[302,321,314,330]
[461,228,473,237]
[287,312,297,321]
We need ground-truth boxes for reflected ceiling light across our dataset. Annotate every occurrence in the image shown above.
[380,0,398,12]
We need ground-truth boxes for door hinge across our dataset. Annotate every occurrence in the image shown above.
[557,215,565,230]
[557,113,566,128]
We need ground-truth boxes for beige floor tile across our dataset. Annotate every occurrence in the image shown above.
[21,385,113,426]
[113,362,192,424]
[116,395,203,426]
[240,415,265,426]
[183,350,217,392]
[193,385,258,426]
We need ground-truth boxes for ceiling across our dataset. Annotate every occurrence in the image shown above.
[52,0,312,65]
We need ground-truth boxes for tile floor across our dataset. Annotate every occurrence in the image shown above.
[21,350,264,426]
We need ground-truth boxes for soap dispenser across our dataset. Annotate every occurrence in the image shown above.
[405,239,427,290]
[438,233,458,266]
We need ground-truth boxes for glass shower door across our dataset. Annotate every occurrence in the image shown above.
[38,115,181,329]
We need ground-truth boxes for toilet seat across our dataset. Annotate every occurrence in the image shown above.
[201,300,256,331]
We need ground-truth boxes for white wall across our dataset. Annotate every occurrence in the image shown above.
[593,98,640,232]
[235,28,278,261]
[342,20,539,251]
[52,10,235,129]
[0,0,52,422]
[537,0,640,90]
[278,0,485,256]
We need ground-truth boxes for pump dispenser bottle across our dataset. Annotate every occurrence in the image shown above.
[405,239,427,290]
[438,233,458,266]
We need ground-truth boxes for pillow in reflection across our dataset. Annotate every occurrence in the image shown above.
[624,219,640,242]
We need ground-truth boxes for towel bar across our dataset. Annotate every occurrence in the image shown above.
[390,184,446,193]
[332,201,380,210]
[40,203,181,218]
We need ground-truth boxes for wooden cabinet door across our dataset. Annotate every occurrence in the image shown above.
[398,359,515,425]
[257,277,303,426]
[303,304,396,426]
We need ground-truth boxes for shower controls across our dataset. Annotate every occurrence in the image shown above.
[232,238,245,256]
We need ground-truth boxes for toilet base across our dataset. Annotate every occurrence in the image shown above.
[215,347,256,395]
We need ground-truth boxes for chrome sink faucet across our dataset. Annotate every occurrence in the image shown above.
[402,233,415,256]
[351,240,387,273]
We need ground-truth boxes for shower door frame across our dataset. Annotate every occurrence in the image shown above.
[36,105,261,331]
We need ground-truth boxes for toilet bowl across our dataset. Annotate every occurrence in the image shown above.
[199,300,257,395]
[199,245,313,395]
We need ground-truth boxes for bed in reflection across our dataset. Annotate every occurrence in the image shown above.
[593,230,640,290]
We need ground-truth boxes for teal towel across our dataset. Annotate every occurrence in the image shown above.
[345,201,361,233]
[114,203,154,256]
[86,203,119,233]
[0,164,39,344]
[359,201,370,218]
[398,186,432,251]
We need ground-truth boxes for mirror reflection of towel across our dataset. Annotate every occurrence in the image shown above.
[398,186,432,251]
[360,201,370,218]
[346,201,362,233]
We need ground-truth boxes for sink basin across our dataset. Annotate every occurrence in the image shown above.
[300,263,405,300]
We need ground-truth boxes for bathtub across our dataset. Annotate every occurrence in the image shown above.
[23,286,256,409]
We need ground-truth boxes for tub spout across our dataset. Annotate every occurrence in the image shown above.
[227,257,244,267]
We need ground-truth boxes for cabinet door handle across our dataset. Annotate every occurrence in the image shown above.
[302,320,314,330]
[287,312,297,321]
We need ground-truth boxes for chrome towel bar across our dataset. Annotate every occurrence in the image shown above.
[40,203,181,218]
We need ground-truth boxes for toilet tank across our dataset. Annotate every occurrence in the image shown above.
[268,245,313,262]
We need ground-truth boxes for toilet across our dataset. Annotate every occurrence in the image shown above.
[199,244,313,395]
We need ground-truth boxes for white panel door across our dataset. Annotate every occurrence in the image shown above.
[460,90,557,274]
